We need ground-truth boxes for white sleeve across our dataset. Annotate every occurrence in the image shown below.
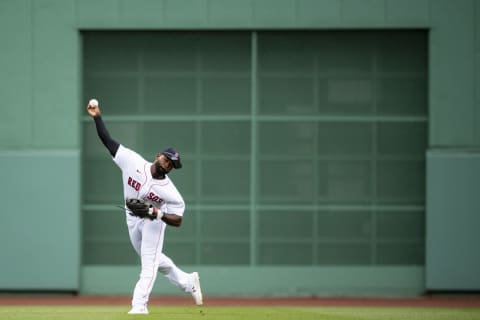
[113,145,145,172]
[161,191,185,216]
[157,177,186,216]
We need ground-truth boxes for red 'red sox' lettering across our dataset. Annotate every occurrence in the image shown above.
[128,177,141,191]
[147,192,163,203]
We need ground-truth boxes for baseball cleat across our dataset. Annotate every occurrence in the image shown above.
[191,272,203,306]
[128,305,149,314]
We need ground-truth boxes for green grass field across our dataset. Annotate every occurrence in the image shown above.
[1,306,480,320]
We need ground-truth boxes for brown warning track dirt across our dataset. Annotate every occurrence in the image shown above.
[0,295,479,308]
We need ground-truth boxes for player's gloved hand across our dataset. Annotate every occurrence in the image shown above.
[125,198,164,220]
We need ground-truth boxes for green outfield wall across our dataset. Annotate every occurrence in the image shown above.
[0,0,479,295]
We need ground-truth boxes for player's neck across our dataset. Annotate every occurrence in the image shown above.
[151,164,166,180]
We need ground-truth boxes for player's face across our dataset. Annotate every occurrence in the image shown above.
[156,154,173,173]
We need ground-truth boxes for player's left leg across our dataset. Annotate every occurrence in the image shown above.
[157,253,203,305]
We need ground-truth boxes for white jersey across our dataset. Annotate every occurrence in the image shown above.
[113,144,185,216]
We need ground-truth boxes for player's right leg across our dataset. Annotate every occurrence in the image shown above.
[130,219,166,313]
[126,215,143,256]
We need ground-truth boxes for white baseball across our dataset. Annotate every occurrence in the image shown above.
[89,98,98,107]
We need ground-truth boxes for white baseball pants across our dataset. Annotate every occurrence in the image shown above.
[126,215,194,308]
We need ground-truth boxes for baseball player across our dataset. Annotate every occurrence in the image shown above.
[86,99,203,315]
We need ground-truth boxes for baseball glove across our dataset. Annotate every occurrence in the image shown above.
[125,198,157,220]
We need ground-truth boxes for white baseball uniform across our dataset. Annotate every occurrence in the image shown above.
[113,144,195,308]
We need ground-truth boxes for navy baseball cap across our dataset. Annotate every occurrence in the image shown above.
[162,147,182,169]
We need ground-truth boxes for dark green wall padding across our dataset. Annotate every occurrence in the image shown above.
[82,31,427,267]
